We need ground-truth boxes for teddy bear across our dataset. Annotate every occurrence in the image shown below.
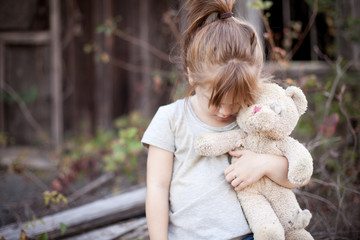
[194,82,314,240]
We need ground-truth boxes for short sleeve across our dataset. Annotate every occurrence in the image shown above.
[141,106,175,153]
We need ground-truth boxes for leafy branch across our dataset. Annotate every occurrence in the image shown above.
[0,82,49,145]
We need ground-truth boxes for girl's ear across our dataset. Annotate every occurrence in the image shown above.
[188,67,195,86]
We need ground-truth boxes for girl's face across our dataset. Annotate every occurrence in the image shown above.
[192,85,241,127]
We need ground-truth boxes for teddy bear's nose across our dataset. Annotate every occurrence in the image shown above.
[270,101,285,115]
[252,106,262,114]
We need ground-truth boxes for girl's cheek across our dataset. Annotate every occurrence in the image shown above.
[208,106,219,113]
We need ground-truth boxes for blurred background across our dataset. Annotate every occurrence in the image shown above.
[0,0,359,239]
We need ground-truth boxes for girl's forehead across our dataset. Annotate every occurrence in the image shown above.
[197,84,241,104]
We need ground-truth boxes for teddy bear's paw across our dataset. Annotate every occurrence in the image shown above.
[254,224,285,240]
[194,136,218,156]
[286,229,314,240]
[289,209,312,230]
[288,163,311,185]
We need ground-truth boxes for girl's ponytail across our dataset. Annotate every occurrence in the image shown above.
[183,0,236,72]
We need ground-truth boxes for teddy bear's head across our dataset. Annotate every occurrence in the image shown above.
[237,83,307,140]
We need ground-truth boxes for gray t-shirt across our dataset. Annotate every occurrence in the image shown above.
[142,98,251,240]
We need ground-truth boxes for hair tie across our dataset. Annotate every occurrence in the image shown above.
[219,12,234,19]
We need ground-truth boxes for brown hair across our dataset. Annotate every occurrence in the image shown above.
[182,0,266,109]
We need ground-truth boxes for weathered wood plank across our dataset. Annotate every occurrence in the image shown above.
[119,222,149,240]
[264,61,331,79]
[0,31,50,44]
[67,172,115,204]
[0,187,146,240]
[0,42,5,132]
[50,0,63,148]
[0,147,56,171]
[62,217,146,240]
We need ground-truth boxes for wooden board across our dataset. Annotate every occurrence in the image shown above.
[62,217,146,240]
[0,187,146,240]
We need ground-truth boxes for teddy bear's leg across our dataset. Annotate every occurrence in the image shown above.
[238,191,285,240]
[262,180,312,231]
[285,229,314,240]
[289,209,312,230]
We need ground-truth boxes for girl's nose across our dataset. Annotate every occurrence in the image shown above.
[219,105,232,116]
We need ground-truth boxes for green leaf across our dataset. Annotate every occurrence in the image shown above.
[96,25,106,33]
[22,86,38,104]
[128,141,142,151]
[127,127,138,138]
[24,222,30,230]
[44,196,50,206]
[105,160,117,172]
[36,232,49,240]
[83,44,93,54]
[263,1,273,9]
[113,144,123,153]
[247,0,273,11]
[130,156,138,168]
[114,150,126,161]
[105,28,113,36]
[40,218,46,225]
[60,222,67,235]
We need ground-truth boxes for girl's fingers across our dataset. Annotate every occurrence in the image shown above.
[231,176,242,187]
[225,169,236,182]
[228,149,246,157]
[224,164,234,176]
[234,181,247,191]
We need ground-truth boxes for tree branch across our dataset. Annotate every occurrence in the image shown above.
[287,0,318,60]
[1,83,49,144]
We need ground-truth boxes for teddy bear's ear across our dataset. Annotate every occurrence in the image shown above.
[286,86,308,115]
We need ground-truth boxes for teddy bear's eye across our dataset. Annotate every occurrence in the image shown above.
[270,101,285,115]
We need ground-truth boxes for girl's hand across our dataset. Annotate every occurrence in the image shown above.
[224,150,268,191]
[225,149,300,190]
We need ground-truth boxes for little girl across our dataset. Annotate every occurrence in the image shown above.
[142,0,311,239]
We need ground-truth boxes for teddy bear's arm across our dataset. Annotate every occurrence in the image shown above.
[278,137,313,186]
[194,129,246,156]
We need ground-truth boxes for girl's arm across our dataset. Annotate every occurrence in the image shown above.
[224,150,303,191]
[146,145,174,240]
